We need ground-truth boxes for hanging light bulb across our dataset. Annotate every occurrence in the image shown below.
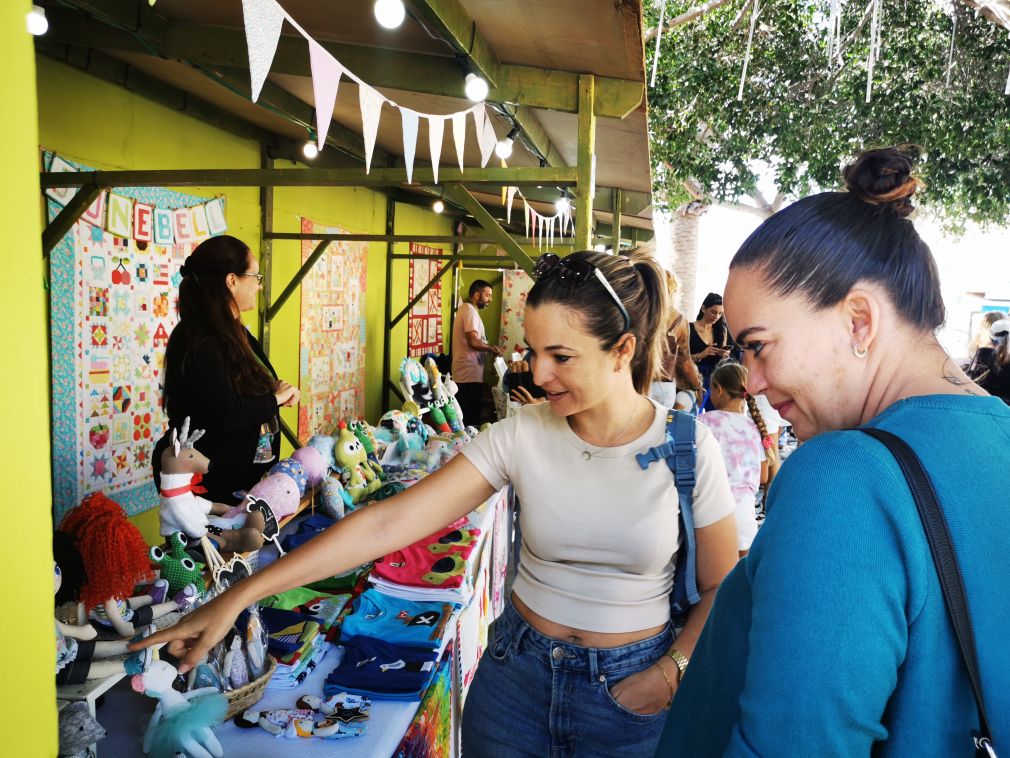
[495,128,518,160]
[303,141,319,159]
[464,73,489,102]
[374,0,405,29]
[433,199,445,214]
[26,5,48,36]
[555,193,570,215]
[593,243,606,252]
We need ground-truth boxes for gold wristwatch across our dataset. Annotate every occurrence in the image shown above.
[667,648,689,681]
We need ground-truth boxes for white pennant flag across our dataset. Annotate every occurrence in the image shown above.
[451,112,467,172]
[428,116,445,185]
[359,84,385,173]
[531,211,537,246]
[549,216,555,249]
[400,108,420,183]
[524,199,530,239]
[242,0,287,103]
[506,186,518,224]
[308,42,343,149]
[472,103,496,167]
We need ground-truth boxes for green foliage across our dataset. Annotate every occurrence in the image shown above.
[647,0,1010,227]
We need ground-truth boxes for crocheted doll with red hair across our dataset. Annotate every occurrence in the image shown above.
[58,493,200,638]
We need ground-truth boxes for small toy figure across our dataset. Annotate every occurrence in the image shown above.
[133,660,226,758]
[235,692,370,738]
[425,357,465,432]
[149,532,205,594]
[58,494,200,639]
[58,702,106,758]
[348,419,385,480]
[333,421,381,504]
[399,357,433,410]
[159,418,265,553]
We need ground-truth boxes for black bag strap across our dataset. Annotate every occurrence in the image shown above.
[859,428,997,757]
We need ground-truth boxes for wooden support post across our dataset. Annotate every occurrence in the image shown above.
[613,188,622,253]
[443,185,535,273]
[265,240,331,322]
[279,417,300,450]
[42,186,104,258]
[382,199,396,412]
[391,258,458,329]
[575,74,597,251]
[259,146,274,352]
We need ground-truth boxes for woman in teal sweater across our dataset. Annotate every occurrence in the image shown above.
[656,146,1009,756]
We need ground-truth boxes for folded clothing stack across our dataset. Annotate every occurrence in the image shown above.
[323,635,441,701]
[371,524,482,592]
[340,588,457,650]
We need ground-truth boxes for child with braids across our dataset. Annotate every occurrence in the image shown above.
[699,362,774,556]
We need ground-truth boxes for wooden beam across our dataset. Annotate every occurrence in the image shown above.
[575,75,597,251]
[265,240,331,322]
[382,199,395,412]
[39,166,579,189]
[41,186,105,258]
[391,258,458,328]
[265,233,497,244]
[258,146,274,353]
[54,0,643,118]
[443,185,535,273]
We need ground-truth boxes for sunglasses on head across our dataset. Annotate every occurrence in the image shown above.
[532,253,632,333]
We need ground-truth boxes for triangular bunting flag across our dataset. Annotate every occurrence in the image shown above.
[524,199,530,239]
[451,112,467,172]
[506,186,518,224]
[549,216,555,249]
[428,116,445,185]
[359,84,385,173]
[308,41,343,148]
[241,0,287,103]
[400,108,420,183]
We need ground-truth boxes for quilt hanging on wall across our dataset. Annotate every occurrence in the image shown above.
[498,269,533,357]
[297,216,368,441]
[407,242,445,357]
[47,152,228,521]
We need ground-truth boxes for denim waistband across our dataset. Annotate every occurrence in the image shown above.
[495,598,672,679]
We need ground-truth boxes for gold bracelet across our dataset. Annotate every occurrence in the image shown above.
[666,647,689,682]
[656,663,676,707]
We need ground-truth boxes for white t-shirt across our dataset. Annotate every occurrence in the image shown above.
[462,399,735,633]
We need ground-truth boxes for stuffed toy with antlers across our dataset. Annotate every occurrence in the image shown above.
[159,417,265,554]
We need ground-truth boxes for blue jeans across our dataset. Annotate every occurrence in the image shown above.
[461,599,672,757]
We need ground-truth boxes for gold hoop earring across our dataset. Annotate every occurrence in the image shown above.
[853,343,868,359]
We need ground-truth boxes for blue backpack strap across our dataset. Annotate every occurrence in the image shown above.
[636,410,701,616]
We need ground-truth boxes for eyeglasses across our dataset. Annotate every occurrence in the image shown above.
[532,253,632,333]
[240,272,264,285]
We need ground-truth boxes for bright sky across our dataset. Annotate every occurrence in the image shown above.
[654,206,1010,363]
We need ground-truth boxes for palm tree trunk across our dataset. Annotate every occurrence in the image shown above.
[671,200,706,316]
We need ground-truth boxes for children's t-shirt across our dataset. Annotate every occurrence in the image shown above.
[698,410,763,550]
[340,588,456,649]
[324,636,439,700]
[371,525,481,589]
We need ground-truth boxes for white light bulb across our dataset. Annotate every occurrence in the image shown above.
[433,199,445,214]
[374,0,405,29]
[494,137,514,160]
[464,73,489,102]
[27,5,48,36]
[555,196,570,215]
[303,141,320,159]
[593,243,606,252]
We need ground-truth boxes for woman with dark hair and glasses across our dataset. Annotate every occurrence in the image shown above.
[136,249,739,756]
[153,235,300,504]
[656,147,1010,755]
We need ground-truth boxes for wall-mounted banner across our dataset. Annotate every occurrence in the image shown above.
[43,152,228,244]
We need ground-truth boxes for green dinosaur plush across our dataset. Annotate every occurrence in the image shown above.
[150,532,205,593]
[333,422,382,504]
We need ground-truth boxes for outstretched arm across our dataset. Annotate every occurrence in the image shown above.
[133,454,496,671]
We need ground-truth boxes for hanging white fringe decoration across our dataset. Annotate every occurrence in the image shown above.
[826,0,842,67]
[945,12,957,87]
[650,0,668,88]
[738,0,760,101]
[865,0,882,103]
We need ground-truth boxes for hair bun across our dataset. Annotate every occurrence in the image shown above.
[842,145,922,218]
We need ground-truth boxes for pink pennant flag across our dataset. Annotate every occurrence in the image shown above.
[506,186,518,224]
[359,84,385,174]
[308,41,343,149]
[241,0,287,103]
[428,116,445,185]
[451,112,467,172]
[400,108,420,183]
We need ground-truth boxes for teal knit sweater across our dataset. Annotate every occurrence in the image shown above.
[657,395,1009,757]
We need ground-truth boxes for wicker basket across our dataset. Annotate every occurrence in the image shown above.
[224,656,276,720]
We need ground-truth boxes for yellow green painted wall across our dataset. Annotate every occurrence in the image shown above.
[2,5,57,753]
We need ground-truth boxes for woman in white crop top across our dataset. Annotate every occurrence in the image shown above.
[136,251,739,757]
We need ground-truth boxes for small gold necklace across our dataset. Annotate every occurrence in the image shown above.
[578,399,642,461]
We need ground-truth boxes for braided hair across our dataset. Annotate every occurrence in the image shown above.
[711,362,776,463]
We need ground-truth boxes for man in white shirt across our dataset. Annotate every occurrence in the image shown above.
[451,279,502,425]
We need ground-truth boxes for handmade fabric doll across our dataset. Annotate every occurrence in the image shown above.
[54,549,157,685]
[159,418,265,553]
[348,419,385,480]
[291,445,328,488]
[58,702,106,758]
[333,421,381,504]
[58,494,200,639]
[399,357,433,410]
[149,532,205,594]
[424,356,465,432]
[133,660,227,758]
